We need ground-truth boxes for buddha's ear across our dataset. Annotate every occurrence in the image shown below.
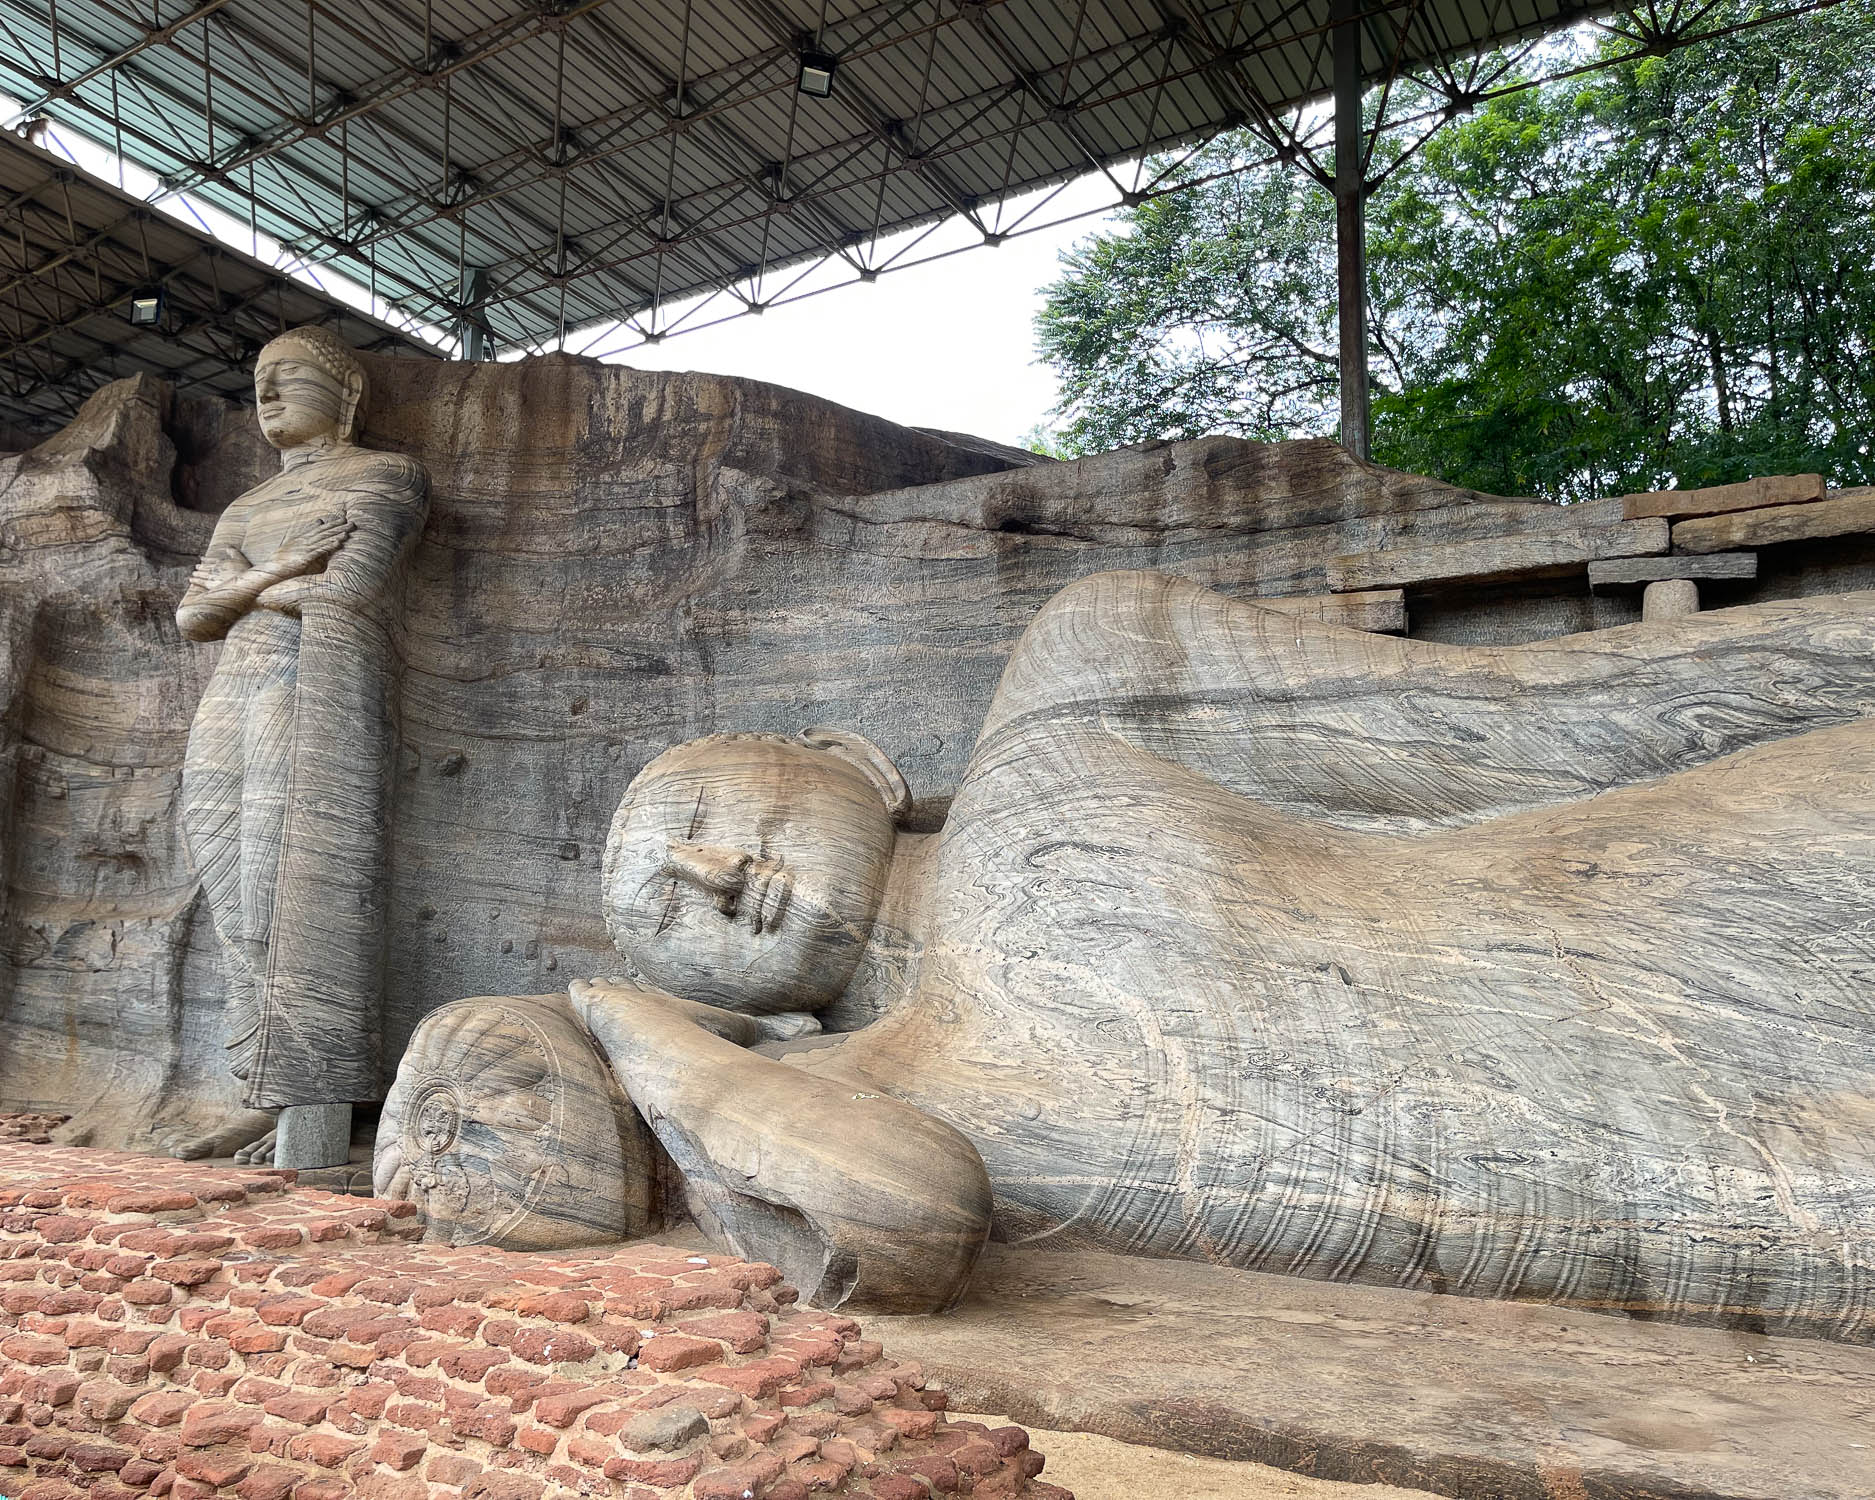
[337,366,366,438]
[798,726,912,825]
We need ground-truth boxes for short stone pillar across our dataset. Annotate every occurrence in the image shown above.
[1642,578,1700,621]
[275,1101,353,1168]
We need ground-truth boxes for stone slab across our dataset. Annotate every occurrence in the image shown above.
[291,1161,378,1197]
[867,1242,1875,1500]
[1326,519,1668,592]
[1250,589,1406,633]
[1674,490,1875,553]
[1622,473,1824,520]
[1587,552,1758,590]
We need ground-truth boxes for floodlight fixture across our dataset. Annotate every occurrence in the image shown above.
[798,51,837,98]
[127,289,164,327]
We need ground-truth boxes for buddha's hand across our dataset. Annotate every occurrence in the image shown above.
[255,575,319,617]
[187,549,249,593]
[269,514,353,577]
[568,976,764,1048]
[569,975,647,1005]
[567,976,650,1034]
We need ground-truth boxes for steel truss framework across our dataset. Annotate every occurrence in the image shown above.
[0,128,437,432]
[0,0,1847,433]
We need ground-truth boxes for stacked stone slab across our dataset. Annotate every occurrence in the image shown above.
[0,1131,1067,1500]
[1326,471,1875,624]
[1,1117,67,1145]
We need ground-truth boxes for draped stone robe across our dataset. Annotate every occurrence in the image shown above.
[825,570,1875,1339]
[181,447,427,1109]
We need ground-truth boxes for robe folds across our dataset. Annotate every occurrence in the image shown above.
[181,449,427,1110]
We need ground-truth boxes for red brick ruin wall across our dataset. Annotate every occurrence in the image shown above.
[0,1137,1067,1500]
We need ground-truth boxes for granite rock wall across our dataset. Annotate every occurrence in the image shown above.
[2,351,1860,1150]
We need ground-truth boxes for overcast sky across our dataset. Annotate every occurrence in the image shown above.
[586,175,1121,449]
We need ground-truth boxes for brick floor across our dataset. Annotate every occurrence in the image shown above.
[0,1129,1068,1500]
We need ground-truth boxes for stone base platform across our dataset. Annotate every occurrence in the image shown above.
[865,1243,1875,1500]
[0,1139,1068,1500]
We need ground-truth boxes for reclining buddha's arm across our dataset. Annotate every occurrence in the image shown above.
[570,977,991,1314]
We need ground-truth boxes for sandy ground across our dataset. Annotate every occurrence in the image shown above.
[960,1417,1436,1500]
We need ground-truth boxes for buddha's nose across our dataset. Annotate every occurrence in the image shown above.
[663,842,751,912]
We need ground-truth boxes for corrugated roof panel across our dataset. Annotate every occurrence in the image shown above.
[0,0,1822,409]
[0,130,439,430]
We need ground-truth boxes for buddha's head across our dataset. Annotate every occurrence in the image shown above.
[253,325,367,450]
[602,728,911,1016]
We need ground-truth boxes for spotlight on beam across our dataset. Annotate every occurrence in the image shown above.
[798,51,837,98]
[127,289,165,328]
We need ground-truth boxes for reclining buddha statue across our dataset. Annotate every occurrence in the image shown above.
[377,568,1875,1333]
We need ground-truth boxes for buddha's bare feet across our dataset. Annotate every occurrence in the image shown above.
[233,1129,277,1165]
[156,1109,278,1161]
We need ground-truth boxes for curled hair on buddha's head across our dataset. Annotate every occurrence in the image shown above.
[257,324,369,438]
[612,728,912,834]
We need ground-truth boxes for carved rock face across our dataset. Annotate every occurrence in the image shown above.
[601,735,896,1015]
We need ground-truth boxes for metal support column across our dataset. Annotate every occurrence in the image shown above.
[458,265,491,360]
[1332,0,1370,460]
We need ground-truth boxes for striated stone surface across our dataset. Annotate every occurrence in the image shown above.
[0,376,241,1157]
[9,350,1875,1179]
[1,355,1628,1149]
[782,573,1875,1335]
[0,1130,1068,1499]
[1673,487,1875,552]
[871,1241,1875,1499]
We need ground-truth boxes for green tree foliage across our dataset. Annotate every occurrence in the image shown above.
[1034,2,1875,499]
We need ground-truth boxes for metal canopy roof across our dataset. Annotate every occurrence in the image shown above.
[0,0,1842,423]
[0,128,438,432]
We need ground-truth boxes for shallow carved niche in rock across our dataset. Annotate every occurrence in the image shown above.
[374,992,657,1250]
[174,324,429,1168]
[383,568,1875,1335]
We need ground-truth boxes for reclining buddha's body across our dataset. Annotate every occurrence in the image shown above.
[383,569,1875,1334]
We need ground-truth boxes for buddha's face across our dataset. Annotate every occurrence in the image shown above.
[254,351,346,450]
[603,737,898,1015]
